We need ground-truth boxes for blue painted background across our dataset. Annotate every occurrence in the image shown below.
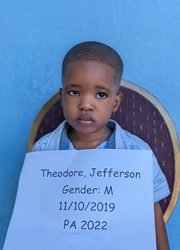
[0,0,180,249]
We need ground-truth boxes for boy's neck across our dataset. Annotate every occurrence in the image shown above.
[68,126,112,150]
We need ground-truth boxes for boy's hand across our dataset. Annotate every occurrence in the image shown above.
[154,202,170,250]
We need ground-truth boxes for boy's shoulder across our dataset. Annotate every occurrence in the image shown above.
[113,120,150,150]
[32,121,66,151]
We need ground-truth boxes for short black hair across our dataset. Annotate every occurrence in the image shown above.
[62,41,123,85]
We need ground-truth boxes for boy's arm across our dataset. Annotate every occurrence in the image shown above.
[154,202,170,250]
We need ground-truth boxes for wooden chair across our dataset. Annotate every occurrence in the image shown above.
[27,80,180,222]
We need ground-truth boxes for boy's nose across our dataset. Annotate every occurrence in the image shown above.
[78,97,94,111]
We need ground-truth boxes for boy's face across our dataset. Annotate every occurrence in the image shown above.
[61,61,123,135]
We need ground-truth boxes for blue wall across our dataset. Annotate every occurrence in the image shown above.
[0,0,179,249]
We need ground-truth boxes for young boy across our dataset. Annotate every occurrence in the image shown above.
[33,41,170,249]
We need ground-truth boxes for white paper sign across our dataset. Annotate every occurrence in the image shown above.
[4,149,156,250]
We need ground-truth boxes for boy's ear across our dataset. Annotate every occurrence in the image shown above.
[59,88,63,107]
[113,92,124,112]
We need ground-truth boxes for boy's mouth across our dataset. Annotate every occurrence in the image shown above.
[77,115,95,124]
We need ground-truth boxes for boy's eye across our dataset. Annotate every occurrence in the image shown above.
[96,92,107,99]
[68,90,80,96]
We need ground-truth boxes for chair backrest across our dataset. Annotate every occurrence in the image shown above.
[28,80,180,222]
